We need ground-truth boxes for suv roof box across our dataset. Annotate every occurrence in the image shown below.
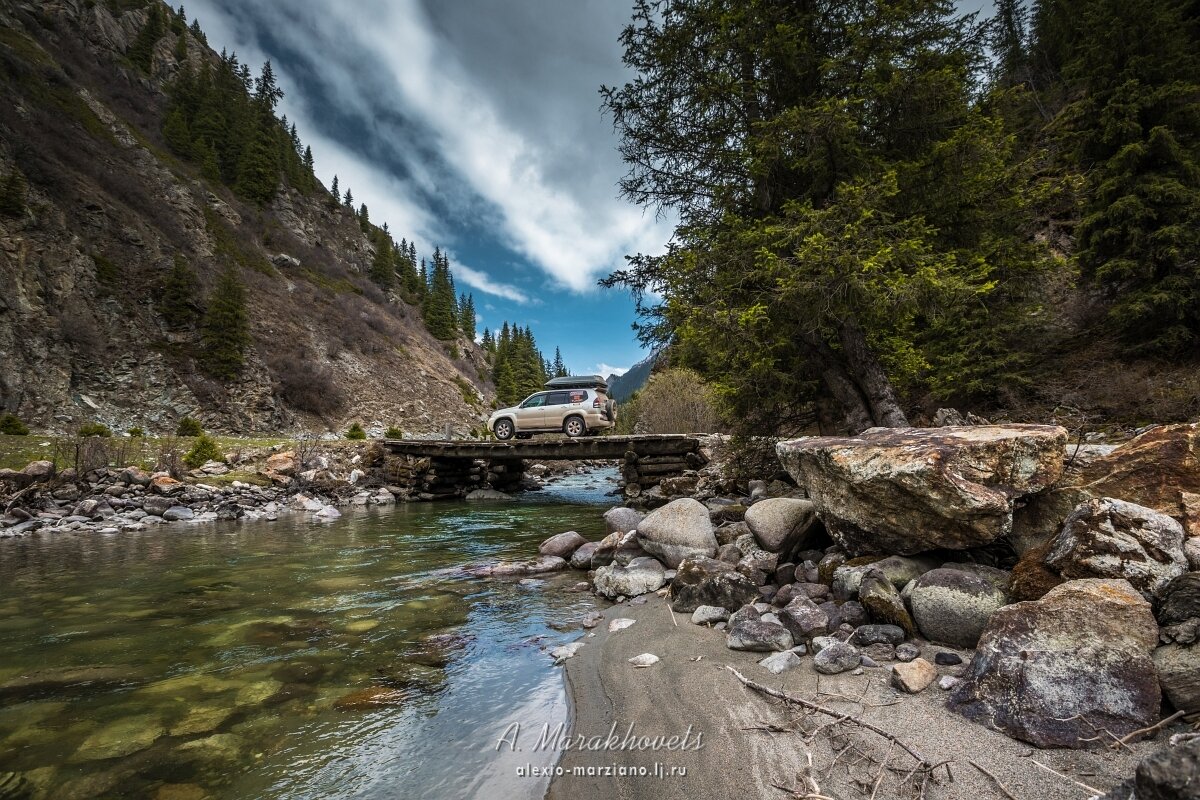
[544,375,609,391]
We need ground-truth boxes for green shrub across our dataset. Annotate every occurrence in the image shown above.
[183,433,223,468]
[176,417,203,436]
[78,422,112,437]
[346,422,366,440]
[0,413,29,435]
[384,426,403,438]
[127,426,145,437]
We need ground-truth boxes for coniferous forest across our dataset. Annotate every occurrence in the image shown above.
[602,0,1200,435]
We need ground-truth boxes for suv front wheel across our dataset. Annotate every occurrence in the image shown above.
[563,416,586,438]
[494,419,514,440]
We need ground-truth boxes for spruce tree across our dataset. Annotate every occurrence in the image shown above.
[129,2,165,73]
[0,169,25,217]
[162,107,193,157]
[201,267,250,380]
[343,188,353,208]
[552,347,567,377]
[370,233,395,288]
[330,174,339,199]
[458,293,477,338]
[159,255,202,329]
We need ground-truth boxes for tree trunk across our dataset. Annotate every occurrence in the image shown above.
[799,332,875,433]
[837,319,909,428]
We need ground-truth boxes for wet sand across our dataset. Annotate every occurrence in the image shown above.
[546,594,1165,800]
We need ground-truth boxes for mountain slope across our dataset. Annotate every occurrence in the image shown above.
[0,0,491,436]
[606,348,662,402]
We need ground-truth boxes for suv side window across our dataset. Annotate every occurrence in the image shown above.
[546,391,571,406]
[520,394,547,408]
[568,390,586,403]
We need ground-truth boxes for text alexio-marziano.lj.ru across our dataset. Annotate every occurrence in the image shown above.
[494,721,705,753]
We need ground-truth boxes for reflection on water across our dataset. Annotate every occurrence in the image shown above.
[0,469,617,799]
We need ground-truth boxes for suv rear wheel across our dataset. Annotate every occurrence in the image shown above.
[494,419,514,440]
[563,415,586,438]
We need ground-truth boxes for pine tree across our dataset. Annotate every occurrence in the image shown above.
[459,293,476,338]
[481,327,495,353]
[201,267,250,380]
[370,232,395,288]
[0,169,25,217]
[358,202,370,231]
[330,174,339,199]
[422,248,459,339]
[189,17,206,44]
[552,347,567,378]
[162,107,193,157]
[129,2,165,73]
[343,188,353,208]
[159,255,202,329]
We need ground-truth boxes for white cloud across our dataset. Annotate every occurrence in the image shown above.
[453,263,531,305]
[185,0,675,293]
[324,1,672,292]
[597,363,629,377]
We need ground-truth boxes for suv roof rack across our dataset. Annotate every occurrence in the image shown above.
[543,375,609,391]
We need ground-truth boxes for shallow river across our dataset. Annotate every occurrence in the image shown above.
[0,469,616,800]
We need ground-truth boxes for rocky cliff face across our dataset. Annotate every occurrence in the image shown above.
[0,0,492,435]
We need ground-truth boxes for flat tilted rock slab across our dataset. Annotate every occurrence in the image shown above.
[777,425,1067,555]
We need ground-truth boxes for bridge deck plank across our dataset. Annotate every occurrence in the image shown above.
[380,435,700,461]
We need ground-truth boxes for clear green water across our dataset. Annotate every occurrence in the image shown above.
[0,471,616,800]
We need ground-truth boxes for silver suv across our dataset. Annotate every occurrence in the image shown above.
[489,379,616,440]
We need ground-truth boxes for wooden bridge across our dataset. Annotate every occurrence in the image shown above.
[380,434,702,461]
[378,435,706,501]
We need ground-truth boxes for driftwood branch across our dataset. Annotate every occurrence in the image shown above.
[969,760,1020,800]
[1113,710,1187,746]
[726,665,933,768]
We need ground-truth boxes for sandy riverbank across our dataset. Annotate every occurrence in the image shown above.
[546,595,1157,800]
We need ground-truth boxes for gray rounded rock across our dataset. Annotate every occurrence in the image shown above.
[593,557,665,600]
[745,497,818,555]
[726,618,794,652]
[603,506,645,536]
[813,641,861,674]
[910,567,1009,648]
[539,531,587,559]
[636,498,717,568]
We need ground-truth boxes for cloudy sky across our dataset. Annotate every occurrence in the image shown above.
[185,0,993,378]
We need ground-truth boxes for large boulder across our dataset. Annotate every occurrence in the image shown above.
[949,579,1161,748]
[1045,497,1187,599]
[669,557,759,613]
[603,506,645,536]
[265,451,297,476]
[593,557,666,600]
[538,531,588,559]
[636,498,717,568]
[1153,644,1200,717]
[21,460,55,480]
[1157,572,1200,644]
[744,498,819,555]
[1076,424,1200,525]
[1132,737,1200,800]
[909,567,1009,648]
[777,425,1067,555]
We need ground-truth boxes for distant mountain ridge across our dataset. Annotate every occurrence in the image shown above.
[606,348,663,402]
